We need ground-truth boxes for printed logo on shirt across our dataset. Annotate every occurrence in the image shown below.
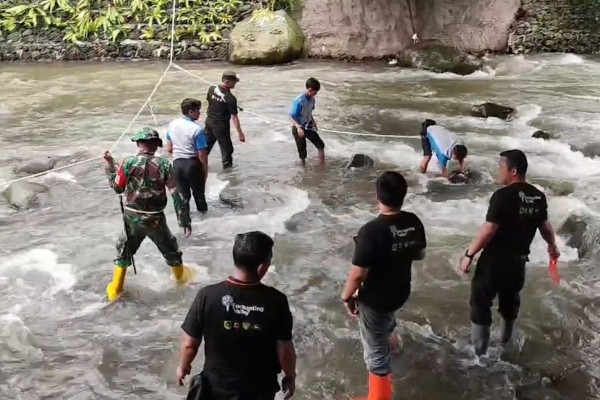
[242,322,251,331]
[224,321,232,330]
[518,191,542,204]
[390,226,416,238]
[234,322,241,330]
[211,86,227,103]
[518,191,543,216]
[221,295,265,316]
[252,324,262,331]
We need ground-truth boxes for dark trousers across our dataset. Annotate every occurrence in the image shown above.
[470,253,527,326]
[187,372,276,400]
[173,158,207,212]
[291,126,325,160]
[205,122,234,168]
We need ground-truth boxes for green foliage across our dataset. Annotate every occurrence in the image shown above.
[0,0,257,44]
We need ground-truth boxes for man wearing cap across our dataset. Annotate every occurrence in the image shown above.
[205,70,246,169]
[102,128,194,302]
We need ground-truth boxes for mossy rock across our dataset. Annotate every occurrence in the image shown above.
[229,9,304,65]
[402,43,482,76]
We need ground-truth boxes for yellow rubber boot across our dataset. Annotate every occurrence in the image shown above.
[106,266,127,302]
[171,265,193,286]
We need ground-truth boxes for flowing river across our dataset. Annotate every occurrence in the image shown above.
[1,54,600,399]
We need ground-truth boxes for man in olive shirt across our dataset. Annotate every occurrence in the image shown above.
[178,231,296,400]
[205,71,246,169]
[342,171,427,400]
[460,149,560,356]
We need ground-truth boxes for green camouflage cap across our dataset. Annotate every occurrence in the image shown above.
[131,127,163,147]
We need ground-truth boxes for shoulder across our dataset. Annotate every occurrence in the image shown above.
[358,217,385,235]
[401,211,423,226]
[262,284,289,304]
[154,156,173,170]
[198,281,227,299]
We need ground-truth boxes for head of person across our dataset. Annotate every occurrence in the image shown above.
[131,127,162,152]
[498,149,528,185]
[376,171,408,212]
[233,231,275,279]
[181,98,201,121]
[222,70,240,89]
[452,144,468,163]
[421,118,437,133]
[305,77,320,98]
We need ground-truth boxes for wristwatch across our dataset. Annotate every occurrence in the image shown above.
[464,249,475,260]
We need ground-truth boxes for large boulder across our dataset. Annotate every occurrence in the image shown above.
[13,157,56,175]
[3,182,49,210]
[471,103,516,120]
[346,154,375,169]
[399,44,483,76]
[557,214,600,259]
[229,10,304,65]
[581,143,600,158]
[532,130,552,140]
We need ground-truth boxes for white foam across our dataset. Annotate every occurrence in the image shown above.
[205,174,228,201]
[550,54,585,66]
[430,69,496,81]
[40,171,78,184]
[492,55,542,77]
[197,184,310,238]
[0,313,43,362]
[0,248,76,295]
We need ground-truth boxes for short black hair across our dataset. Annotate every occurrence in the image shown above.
[233,231,275,273]
[181,98,201,115]
[376,171,408,209]
[306,77,320,91]
[453,144,468,161]
[500,149,528,176]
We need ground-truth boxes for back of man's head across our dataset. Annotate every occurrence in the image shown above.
[306,77,320,91]
[453,144,468,162]
[500,149,528,176]
[233,231,274,273]
[181,98,201,115]
[376,171,408,209]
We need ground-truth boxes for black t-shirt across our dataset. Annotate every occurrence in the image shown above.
[352,212,427,312]
[181,278,293,394]
[206,85,238,126]
[483,182,548,256]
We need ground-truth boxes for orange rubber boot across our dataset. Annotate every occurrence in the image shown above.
[353,373,392,400]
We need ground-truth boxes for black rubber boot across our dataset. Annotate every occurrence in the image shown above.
[500,318,515,345]
[471,322,490,356]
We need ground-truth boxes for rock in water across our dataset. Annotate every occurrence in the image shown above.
[229,10,304,65]
[581,143,600,158]
[471,103,516,120]
[219,188,244,208]
[532,130,552,140]
[400,44,482,76]
[448,172,470,184]
[346,154,375,169]
[557,214,589,259]
[14,157,56,175]
[3,182,49,210]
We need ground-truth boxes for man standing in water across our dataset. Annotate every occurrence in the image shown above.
[342,171,427,400]
[460,149,560,356]
[419,119,468,180]
[103,128,193,302]
[290,78,325,166]
[205,71,246,169]
[165,98,209,213]
[177,231,296,400]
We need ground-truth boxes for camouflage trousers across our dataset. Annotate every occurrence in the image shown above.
[114,212,182,267]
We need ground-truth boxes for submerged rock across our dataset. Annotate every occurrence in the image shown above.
[3,182,49,210]
[581,143,600,158]
[229,10,304,65]
[557,214,597,259]
[400,44,482,76]
[532,130,552,140]
[219,187,244,208]
[346,154,375,169]
[13,157,56,175]
[471,103,516,120]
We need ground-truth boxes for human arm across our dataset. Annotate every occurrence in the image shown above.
[539,220,560,259]
[228,96,245,142]
[164,160,192,236]
[289,98,304,138]
[441,165,449,179]
[277,295,296,399]
[103,151,126,194]
[341,265,368,316]
[177,290,206,385]
[195,129,209,181]
[165,131,173,157]
[341,227,376,315]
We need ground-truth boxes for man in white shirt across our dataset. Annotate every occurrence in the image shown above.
[419,119,468,180]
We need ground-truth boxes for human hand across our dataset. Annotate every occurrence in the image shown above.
[343,296,359,318]
[184,226,192,238]
[548,243,560,260]
[103,151,114,165]
[459,256,473,274]
[297,127,305,138]
[282,375,296,399]
[239,132,246,143]
[177,364,191,386]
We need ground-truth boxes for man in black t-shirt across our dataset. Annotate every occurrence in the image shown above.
[205,71,246,169]
[178,231,296,400]
[460,149,560,356]
[342,171,427,400]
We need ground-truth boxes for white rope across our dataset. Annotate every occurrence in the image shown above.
[172,63,418,140]
[168,0,177,64]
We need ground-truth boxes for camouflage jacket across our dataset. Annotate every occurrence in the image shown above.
[105,151,191,228]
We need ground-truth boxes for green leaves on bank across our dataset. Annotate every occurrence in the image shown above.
[0,0,295,44]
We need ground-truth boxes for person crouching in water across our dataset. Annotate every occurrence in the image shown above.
[342,171,427,400]
[419,119,468,180]
[103,128,193,302]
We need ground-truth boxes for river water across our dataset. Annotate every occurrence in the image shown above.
[1,54,600,399]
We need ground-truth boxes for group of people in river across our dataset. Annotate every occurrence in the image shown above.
[101,70,560,400]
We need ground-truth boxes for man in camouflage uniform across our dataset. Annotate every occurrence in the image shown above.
[103,128,193,302]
